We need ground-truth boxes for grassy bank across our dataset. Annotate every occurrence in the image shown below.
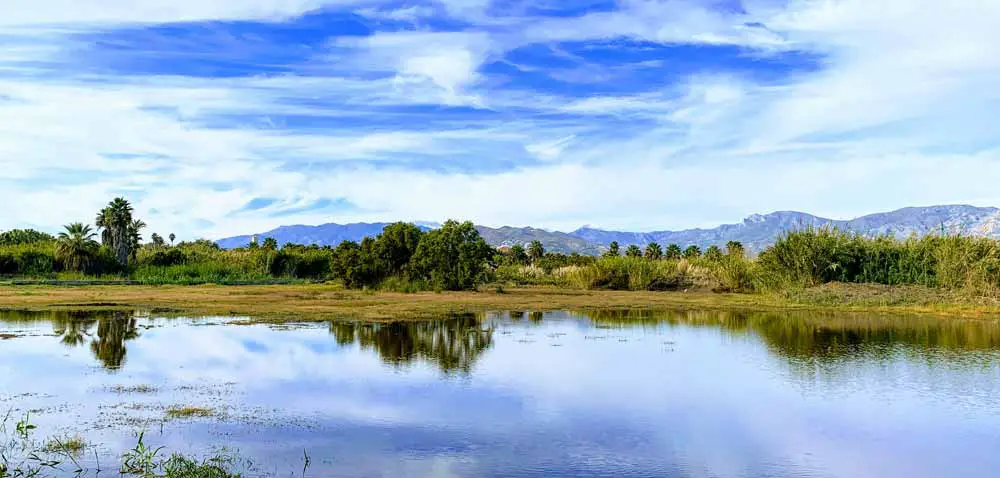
[2,283,999,320]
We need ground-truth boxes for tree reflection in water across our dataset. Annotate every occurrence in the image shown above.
[330,314,494,374]
[40,310,139,371]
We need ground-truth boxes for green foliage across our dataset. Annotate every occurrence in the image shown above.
[604,241,620,257]
[625,244,642,257]
[374,222,423,275]
[55,223,99,272]
[754,228,1000,294]
[665,244,682,260]
[508,244,529,266]
[409,220,494,290]
[683,245,701,259]
[150,233,166,247]
[0,229,54,246]
[261,237,278,251]
[705,245,724,261]
[644,243,663,260]
[565,256,690,291]
[726,240,745,258]
[527,240,545,263]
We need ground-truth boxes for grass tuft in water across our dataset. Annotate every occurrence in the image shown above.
[165,407,215,419]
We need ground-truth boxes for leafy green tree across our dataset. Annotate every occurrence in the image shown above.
[0,229,54,246]
[726,240,745,257]
[605,241,620,257]
[625,244,642,257]
[168,233,176,246]
[55,223,99,272]
[683,245,702,259]
[375,222,424,276]
[705,245,724,261]
[527,240,545,263]
[331,240,363,287]
[508,244,529,265]
[95,198,140,266]
[261,237,278,251]
[410,220,494,290]
[644,243,663,260]
[665,244,682,260]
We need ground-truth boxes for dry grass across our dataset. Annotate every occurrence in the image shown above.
[1,283,1000,321]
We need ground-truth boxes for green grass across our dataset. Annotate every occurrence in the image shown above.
[166,407,215,419]
[41,434,86,455]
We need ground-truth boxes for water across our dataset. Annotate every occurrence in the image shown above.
[2,308,1000,477]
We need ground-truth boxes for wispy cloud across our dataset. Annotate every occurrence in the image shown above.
[1,0,998,238]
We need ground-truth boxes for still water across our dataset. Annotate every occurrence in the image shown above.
[2,309,1000,477]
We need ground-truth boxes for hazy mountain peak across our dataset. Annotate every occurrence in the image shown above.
[216,205,1000,254]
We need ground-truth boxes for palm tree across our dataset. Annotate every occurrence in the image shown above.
[55,223,99,272]
[150,233,165,247]
[96,198,136,266]
[644,243,663,260]
[625,244,642,257]
[665,244,682,260]
[527,240,545,263]
[683,245,702,259]
[726,241,745,258]
[168,233,176,246]
[128,219,146,260]
[705,245,724,261]
[604,241,620,257]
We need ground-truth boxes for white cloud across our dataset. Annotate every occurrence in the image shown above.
[0,0,367,26]
[2,0,1000,238]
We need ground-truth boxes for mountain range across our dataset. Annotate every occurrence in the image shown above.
[216,205,1000,254]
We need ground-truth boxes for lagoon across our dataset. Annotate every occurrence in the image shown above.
[2,309,1000,477]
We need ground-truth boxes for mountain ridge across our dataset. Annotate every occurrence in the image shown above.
[216,205,1000,254]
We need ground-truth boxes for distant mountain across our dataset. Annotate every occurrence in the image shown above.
[475,226,604,255]
[216,222,600,254]
[215,223,413,249]
[215,205,1000,255]
[569,205,1000,252]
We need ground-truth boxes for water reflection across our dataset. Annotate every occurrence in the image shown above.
[5,308,1000,373]
[4,310,140,370]
[329,315,495,374]
[2,308,1000,477]
[586,308,1000,357]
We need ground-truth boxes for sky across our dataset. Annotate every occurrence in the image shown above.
[1,0,999,240]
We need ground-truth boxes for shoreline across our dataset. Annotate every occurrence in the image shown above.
[2,283,1000,321]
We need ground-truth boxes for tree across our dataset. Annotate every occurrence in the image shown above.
[128,219,146,261]
[0,229,54,246]
[726,240,745,257]
[625,244,642,257]
[705,245,724,261]
[410,220,494,290]
[55,223,99,272]
[508,244,529,265]
[95,198,139,266]
[375,222,424,276]
[644,243,663,260]
[150,233,165,247]
[331,240,363,287]
[261,237,278,251]
[605,241,620,257]
[168,233,176,245]
[527,240,545,263]
[665,244,682,260]
[683,245,702,259]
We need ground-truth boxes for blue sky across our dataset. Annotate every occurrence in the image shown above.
[1,0,999,239]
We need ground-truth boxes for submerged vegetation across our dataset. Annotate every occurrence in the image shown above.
[0,413,247,477]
